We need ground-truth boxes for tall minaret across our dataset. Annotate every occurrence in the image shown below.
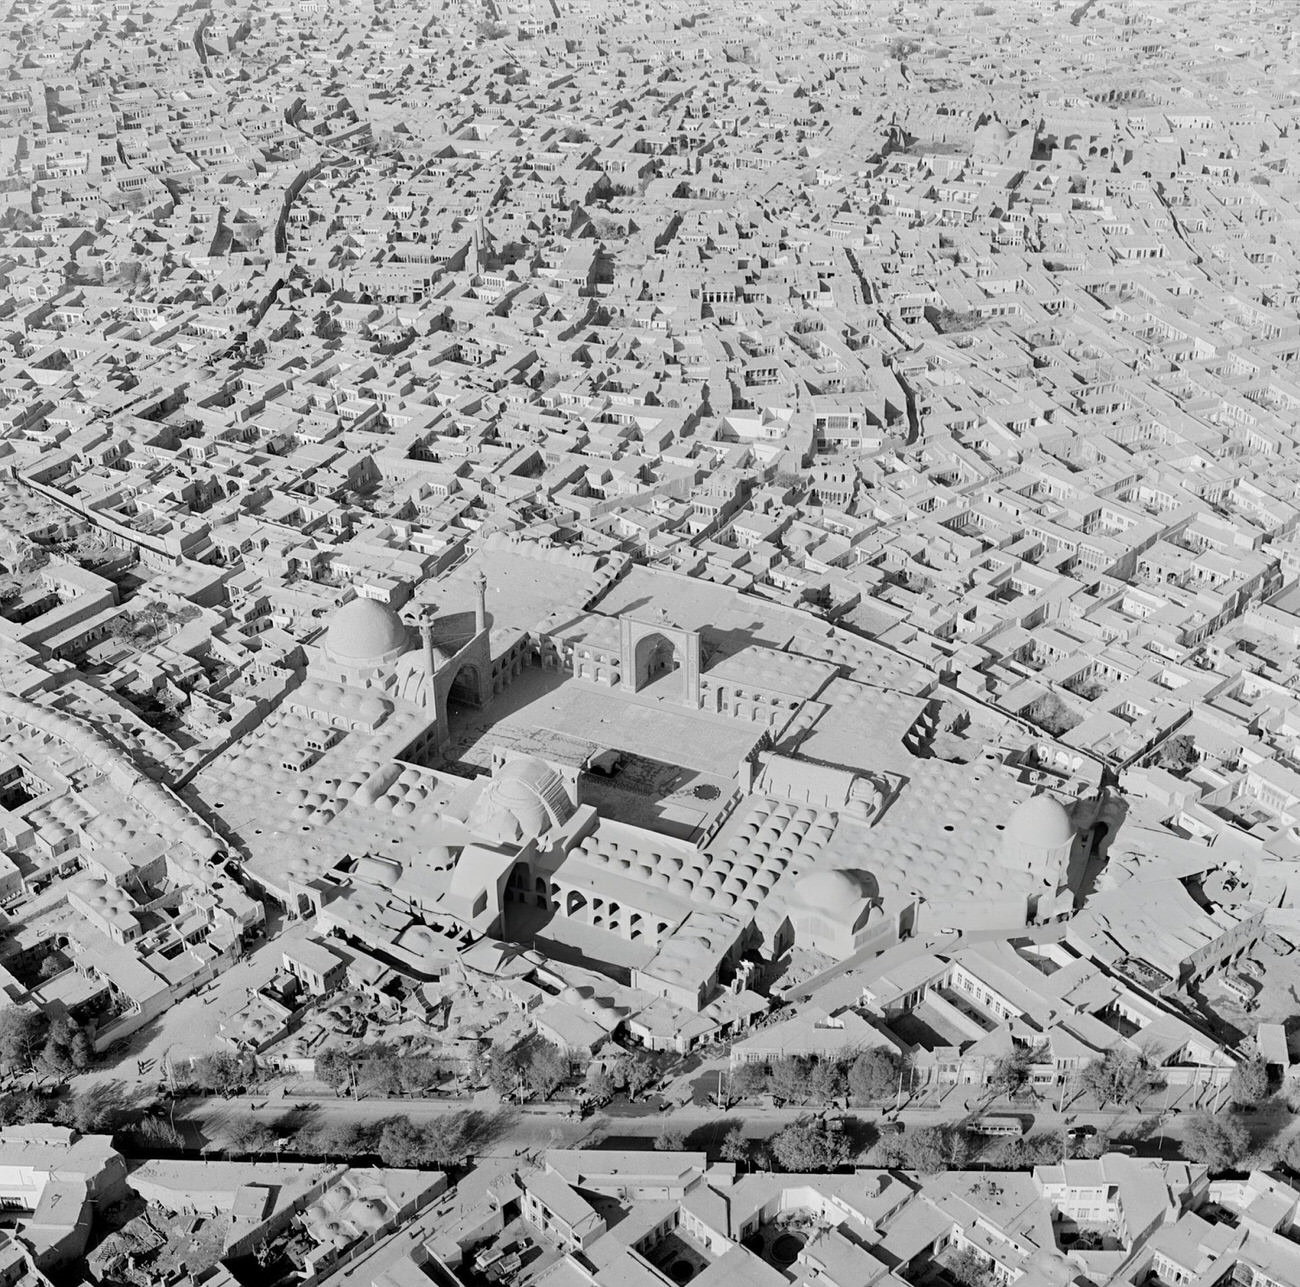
[420,611,436,684]
[474,571,488,635]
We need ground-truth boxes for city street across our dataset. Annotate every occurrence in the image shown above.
[168,1085,1300,1165]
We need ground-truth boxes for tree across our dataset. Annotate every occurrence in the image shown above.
[37,1018,92,1078]
[378,1118,428,1167]
[526,1040,569,1100]
[1078,1128,1111,1160]
[315,1047,352,1090]
[190,1051,254,1096]
[619,1050,658,1100]
[64,1081,127,1133]
[311,1120,380,1159]
[1157,733,1198,774]
[655,1125,687,1151]
[720,1125,750,1167]
[0,1091,56,1126]
[768,1057,811,1105]
[132,1113,183,1149]
[1182,1112,1250,1171]
[769,1116,852,1172]
[1228,1056,1269,1108]
[1022,692,1080,737]
[848,1049,905,1104]
[485,1043,530,1101]
[423,1112,473,1166]
[947,1247,997,1287]
[0,1009,46,1072]
[988,1131,1065,1169]
[881,1125,973,1174]
[988,1045,1043,1100]
[729,1061,769,1099]
[355,1055,402,1098]
[805,1058,847,1104]
[1079,1050,1159,1109]
[225,1117,277,1157]
[584,1067,615,1105]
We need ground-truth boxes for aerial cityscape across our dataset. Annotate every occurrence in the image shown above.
[1,0,1300,1284]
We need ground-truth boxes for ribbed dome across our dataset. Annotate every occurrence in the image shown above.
[1006,794,1075,848]
[323,597,409,665]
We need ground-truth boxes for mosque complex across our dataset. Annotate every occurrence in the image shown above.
[192,537,1105,1038]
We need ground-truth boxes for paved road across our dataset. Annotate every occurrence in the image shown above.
[171,1085,1298,1163]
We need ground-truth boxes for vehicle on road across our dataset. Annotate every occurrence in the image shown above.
[971,1115,1026,1138]
[1067,1124,1097,1141]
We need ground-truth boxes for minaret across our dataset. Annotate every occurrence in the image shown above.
[474,571,488,635]
[420,612,435,684]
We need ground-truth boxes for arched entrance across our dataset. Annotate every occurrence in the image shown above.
[619,614,702,705]
[566,890,588,917]
[507,861,531,902]
[634,632,680,689]
[449,663,482,707]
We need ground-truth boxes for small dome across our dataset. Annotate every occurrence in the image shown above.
[323,597,409,665]
[1006,794,1075,848]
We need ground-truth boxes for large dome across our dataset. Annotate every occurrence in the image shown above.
[323,597,410,666]
[790,869,872,914]
[467,756,572,844]
[1006,794,1075,849]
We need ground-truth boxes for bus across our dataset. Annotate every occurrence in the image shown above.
[971,1115,1026,1138]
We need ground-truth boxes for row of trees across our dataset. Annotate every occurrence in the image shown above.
[311,1037,663,1107]
[0,1009,95,1079]
[584,1050,660,1104]
[728,1045,1182,1112]
[222,1109,486,1168]
[315,1044,459,1099]
[728,1049,909,1106]
[655,1116,854,1173]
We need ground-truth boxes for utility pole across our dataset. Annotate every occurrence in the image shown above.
[1156,1079,1173,1150]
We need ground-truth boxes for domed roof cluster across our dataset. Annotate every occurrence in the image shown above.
[553,983,624,1025]
[642,913,736,983]
[370,766,447,818]
[201,700,428,834]
[72,875,137,922]
[28,792,93,845]
[322,596,411,666]
[568,799,834,916]
[821,760,1035,906]
[0,692,221,863]
[303,1182,393,1248]
[291,679,391,727]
